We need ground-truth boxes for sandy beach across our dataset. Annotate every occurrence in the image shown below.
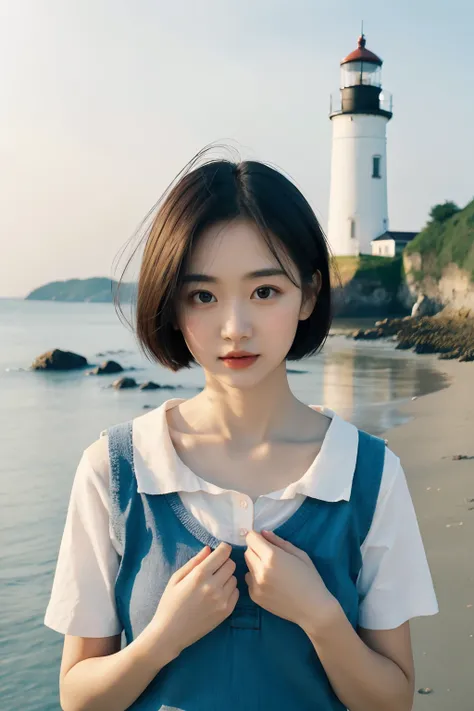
[381,358,474,710]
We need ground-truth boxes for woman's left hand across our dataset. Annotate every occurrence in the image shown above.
[244,529,340,634]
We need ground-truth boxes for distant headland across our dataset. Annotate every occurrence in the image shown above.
[25,278,134,303]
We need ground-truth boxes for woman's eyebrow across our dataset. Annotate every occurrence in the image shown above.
[181,268,287,285]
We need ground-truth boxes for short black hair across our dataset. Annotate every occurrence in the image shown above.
[115,150,335,372]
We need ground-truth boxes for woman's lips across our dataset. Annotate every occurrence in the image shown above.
[220,355,260,369]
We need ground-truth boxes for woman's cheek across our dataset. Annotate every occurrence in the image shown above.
[264,303,300,339]
[179,312,211,354]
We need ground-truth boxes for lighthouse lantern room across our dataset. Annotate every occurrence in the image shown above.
[327,34,393,256]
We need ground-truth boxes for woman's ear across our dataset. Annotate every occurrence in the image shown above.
[299,270,322,321]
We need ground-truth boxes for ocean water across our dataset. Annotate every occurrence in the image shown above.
[0,299,450,710]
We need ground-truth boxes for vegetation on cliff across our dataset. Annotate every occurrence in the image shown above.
[331,254,403,290]
[405,198,474,283]
[330,255,407,316]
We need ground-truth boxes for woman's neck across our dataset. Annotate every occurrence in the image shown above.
[171,364,324,449]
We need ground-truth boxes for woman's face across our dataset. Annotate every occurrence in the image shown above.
[175,218,318,388]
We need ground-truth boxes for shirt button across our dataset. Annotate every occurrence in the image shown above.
[239,499,248,508]
[239,527,248,537]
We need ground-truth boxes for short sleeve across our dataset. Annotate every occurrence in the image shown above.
[357,449,439,630]
[44,439,123,637]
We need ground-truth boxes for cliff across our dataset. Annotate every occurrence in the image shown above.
[330,255,410,317]
[403,199,474,315]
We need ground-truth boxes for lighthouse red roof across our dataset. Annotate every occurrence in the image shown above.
[341,34,382,66]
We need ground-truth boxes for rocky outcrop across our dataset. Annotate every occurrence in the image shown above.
[112,377,138,389]
[139,381,161,390]
[31,349,89,371]
[87,360,124,375]
[403,254,474,315]
[331,256,411,317]
[332,279,410,317]
[350,315,474,362]
[410,293,444,317]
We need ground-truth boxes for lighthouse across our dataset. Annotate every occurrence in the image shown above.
[327,34,393,256]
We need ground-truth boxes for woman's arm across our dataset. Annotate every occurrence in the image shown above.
[305,449,437,711]
[59,620,180,711]
[303,605,414,711]
[45,442,180,711]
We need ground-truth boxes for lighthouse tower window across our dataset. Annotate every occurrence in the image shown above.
[372,155,382,179]
[350,218,356,240]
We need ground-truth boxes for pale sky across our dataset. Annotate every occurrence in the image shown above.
[1,0,473,298]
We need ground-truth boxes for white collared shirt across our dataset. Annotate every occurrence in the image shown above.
[44,398,439,637]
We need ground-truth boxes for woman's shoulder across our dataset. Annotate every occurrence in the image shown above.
[81,407,160,486]
[376,441,403,504]
[80,432,111,486]
[353,424,402,503]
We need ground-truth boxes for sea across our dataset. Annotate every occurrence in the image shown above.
[0,298,451,710]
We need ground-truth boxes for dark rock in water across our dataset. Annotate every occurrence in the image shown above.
[387,315,474,361]
[438,350,461,360]
[31,349,88,371]
[88,360,124,375]
[112,377,138,389]
[374,317,409,335]
[143,404,153,409]
[414,342,438,354]
[286,368,309,374]
[352,328,384,340]
[139,381,161,390]
[417,688,433,695]
[352,318,410,341]
[395,339,414,350]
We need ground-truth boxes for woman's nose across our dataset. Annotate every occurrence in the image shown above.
[220,301,252,341]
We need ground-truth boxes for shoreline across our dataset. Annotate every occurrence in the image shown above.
[380,358,474,710]
[351,314,474,362]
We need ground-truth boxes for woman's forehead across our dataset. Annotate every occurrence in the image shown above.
[187,219,293,276]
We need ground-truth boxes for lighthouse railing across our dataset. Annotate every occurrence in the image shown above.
[329,90,393,116]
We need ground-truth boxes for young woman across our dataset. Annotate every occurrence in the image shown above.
[44,152,438,711]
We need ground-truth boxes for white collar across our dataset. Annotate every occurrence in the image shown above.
[131,398,358,502]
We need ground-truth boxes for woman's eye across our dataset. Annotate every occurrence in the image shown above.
[188,291,215,304]
[254,286,280,300]
[188,286,280,304]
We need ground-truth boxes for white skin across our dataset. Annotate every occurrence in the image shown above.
[173,217,322,446]
[152,217,340,655]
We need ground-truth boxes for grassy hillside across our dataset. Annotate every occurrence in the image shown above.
[331,254,403,290]
[405,199,474,282]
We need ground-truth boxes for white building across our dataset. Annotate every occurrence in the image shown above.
[327,35,393,256]
[371,231,418,257]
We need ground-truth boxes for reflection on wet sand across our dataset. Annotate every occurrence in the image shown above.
[292,335,451,436]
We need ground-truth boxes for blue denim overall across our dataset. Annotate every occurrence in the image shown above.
[107,420,385,710]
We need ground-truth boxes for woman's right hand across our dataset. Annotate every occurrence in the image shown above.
[151,542,239,656]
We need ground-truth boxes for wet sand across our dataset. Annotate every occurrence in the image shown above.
[380,358,474,710]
